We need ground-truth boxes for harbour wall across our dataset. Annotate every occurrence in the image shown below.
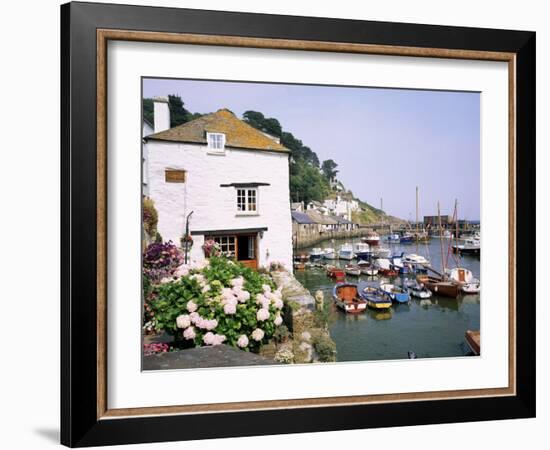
[294,228,365,250]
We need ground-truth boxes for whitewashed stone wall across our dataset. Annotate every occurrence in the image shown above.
[146,141,293,271]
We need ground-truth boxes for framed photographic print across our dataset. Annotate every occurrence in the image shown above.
[60,1,536,447]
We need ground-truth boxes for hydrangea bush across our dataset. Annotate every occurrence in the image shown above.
[148,256,284,351]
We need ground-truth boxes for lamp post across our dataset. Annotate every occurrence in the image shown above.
[184,211,194,264]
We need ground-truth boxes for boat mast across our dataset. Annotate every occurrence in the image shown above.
[416,186,419,232]
[437,201,446,276]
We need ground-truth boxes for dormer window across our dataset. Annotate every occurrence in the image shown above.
[207,132,225,153]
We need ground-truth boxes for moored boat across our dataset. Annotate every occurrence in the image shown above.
[358,283,392,309]
[403,253,430,266]
[386,233,400,243]
[416,275,460,298]
[353,242,371,261]
[390,253,410,274]
[363,231,380,246]
[373,246,392,258]
[462,281,480,294]
[452,237,481,256]
[446,267,475,286]
[375,258,398,276]
[404,280,433,299]
[379,283,410,303]
[309,247,324,261]
[322,247,336,260]
[464,330,480,355]
[344,264,361,276]
[399,233,414,243]
[338,243,354,260]
[332,283,367,314]
[326,265,345,279]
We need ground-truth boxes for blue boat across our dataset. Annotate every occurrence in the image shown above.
[379,283,410,303]
[390,253,410,274]
[400,233,414,244]
[358,282,392,309]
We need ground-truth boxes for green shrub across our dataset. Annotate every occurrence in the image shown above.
[312,334,337,362]
[148,257,283,351]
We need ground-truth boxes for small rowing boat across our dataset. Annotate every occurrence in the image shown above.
[332,283,367,314]
[464,330,480,355]
[379,283,410,303]
[462,281,480,294]
[344,265,361,276]
[404,280,432,299]
[326,265,345,279]
[358,283,392,309]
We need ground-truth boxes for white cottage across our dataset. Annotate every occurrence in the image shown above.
[144,98,293,271]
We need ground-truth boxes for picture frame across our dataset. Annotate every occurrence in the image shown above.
[60,1,535,447]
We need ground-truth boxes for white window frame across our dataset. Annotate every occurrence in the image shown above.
[236,187,259,215]
[206,132,226,154]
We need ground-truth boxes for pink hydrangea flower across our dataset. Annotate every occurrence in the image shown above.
[237,335,249,348]
[256,293,267,304]
[205,319,218,331]
[221,287,233,297]
[230,277,244,287]
[256,308,270,321]
[201,284,211,294]
[237,290,250,303]
[223,303,237,314]
[212,334,226,346]
[186,300,198,313]
[189,312,200,323]
[274,315,283,326]
[174,264,190,277]
[176,314,191,329]
[262,284,272,293]
[203,332,215,345]
[273,298,284,309]
[160,277,172,284]
[183,327,196,340]
[251,328,265,342]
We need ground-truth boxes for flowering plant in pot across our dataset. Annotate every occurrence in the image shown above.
[202,239,221,258]
[180,234,194,249]
[149,256,285,351]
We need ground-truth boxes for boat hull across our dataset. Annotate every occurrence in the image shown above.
[418,276,460,298]
[332,283,367,314]
[465,330,481,355]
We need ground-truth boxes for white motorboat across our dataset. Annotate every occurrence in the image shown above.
[462,280,481,294]
[357,260,378,276]
[322,247,336,259]
[405,280,433,299]
[338,243,355,260]
[452,237,481,256]
[309,247,324,261]
[403,253,430,266]
[373,246,392,258]
[353,242,371,261]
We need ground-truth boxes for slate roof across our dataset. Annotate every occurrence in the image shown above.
[291,211,315,224]
[306,210,338,225]
[145,109,289,153]
[334,215,353,225]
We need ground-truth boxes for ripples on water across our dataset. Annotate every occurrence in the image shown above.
[295,236,480,362]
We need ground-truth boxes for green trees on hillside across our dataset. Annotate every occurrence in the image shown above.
[143,95,201,128]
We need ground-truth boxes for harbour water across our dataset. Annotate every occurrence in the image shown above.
[294,235,480,361]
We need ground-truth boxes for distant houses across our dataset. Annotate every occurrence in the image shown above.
[291,199,360,248]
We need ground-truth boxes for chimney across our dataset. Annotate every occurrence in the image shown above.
[153,96,170,133]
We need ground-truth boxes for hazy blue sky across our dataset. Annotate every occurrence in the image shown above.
[143,78,480,220]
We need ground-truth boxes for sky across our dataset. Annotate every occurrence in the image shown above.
[143,78,480,221]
